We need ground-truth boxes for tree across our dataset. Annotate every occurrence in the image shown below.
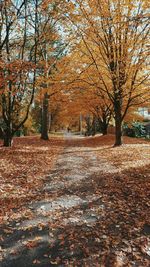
[0,0,67,145]
[73,88,113,136]
[33,1,70,140]
[65,0,150,145]
[0,0,39,146]
[58,45,113,136]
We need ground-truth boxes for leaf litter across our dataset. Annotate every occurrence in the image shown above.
[0,134,150,266]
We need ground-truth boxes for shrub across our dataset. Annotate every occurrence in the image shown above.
[123,122,146,138]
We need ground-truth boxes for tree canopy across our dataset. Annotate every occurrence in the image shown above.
[0,0,149,146]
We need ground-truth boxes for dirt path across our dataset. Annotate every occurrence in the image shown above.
[0,135,149,266]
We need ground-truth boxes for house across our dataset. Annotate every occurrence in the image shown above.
[138,107,150,136]
[138,107,150,120]
[145,122,150,136]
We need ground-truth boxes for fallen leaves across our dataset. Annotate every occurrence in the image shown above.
[33,259,41,264]
[23,236,43,249]
[0,136,64,224]
[0,134,150,266]
[3,228,14,234]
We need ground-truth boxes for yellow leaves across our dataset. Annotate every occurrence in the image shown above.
[141,0,150,10]
[68,1,76,12]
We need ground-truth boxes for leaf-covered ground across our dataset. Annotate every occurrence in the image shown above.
[0,134,150,267]
[0,136,65,224]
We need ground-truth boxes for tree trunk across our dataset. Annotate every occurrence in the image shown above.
[48,113,52,132]
[98,119,108,135]
[102,124,108,135]
[3,126,12,147]
[114,113,122,146]
[92,116,96,136]
[85,115,92,136]
[79,113,83,135]
[101,118,108,135]
[41,92,49,140]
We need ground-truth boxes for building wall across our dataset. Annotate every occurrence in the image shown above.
[138,107,150,120]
